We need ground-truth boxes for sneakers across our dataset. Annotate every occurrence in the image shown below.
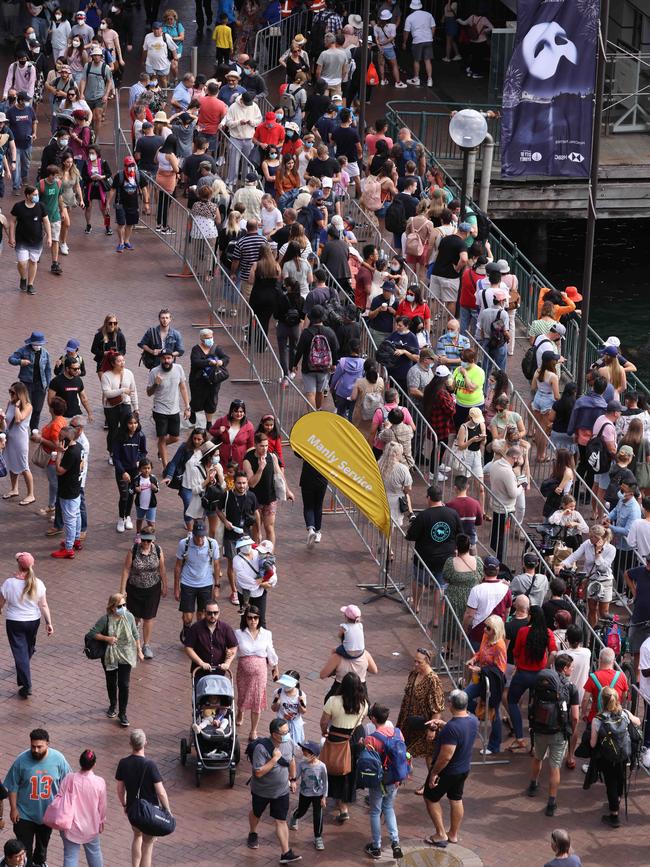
[314,531,322,543]
[160,226,176,235]
[230,592,239,606]
[526,780,538,797]
[105,226,113,236]
[19,277,27,291]
[124,516,133,530]
[442,56,451,62]
[364,843,381,859]
[247,833,259,850]
[142,644,154,659]
[427,77,433,86]
[107,455,114,465]
[289,812,298,830]
[106,706,117,718]
[84,224,92,234]
[45,527,62,537]
[406,77,420,85]
[279,852,302,864]
[51,547,74,559]
[641,746,650,769]
[124,242,134,250]
[380,78,388,85]
[60,242,69,255]
[118,713,130,727]
[392,842,403,859]
[27,284,36,294]
[116,243,125,252]
[116,518,125,533]
[545,799,557,817]
[395,81,407,88]
[307,527,316,547]
[453,54,462,60]
[602,813,621,828]
[314,837,324,850]
[73,540,83,550]
[50,261,63,274]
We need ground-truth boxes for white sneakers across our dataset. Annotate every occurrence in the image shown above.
[427,77,433,87]
[406,77,420,86]
[60,242,69,255]
[314,531,322,543]
[124,516,133,530]
[395,81,407,88]
[307,528,316,547]
[641,746,650,769]
[116,519,125,533]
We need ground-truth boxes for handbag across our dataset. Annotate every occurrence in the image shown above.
[398,495,409,513]
[43,779,74,831]
[636,439,650,488]
[84,615,108,660]
[321,709,365,776]
[274,465,287,502]
[126,762,176,837]
[106,373,124,407]
[32,443,50,469]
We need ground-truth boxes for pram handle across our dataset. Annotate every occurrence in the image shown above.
[191,665,233,681]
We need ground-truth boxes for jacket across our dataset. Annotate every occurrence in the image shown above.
[137,325,185,357]
[112,430,147,475]
[209,416,255,467]
[220,97,262,140]
[189,342,230,385]
[378,421,414,467]
[304,284,337,318]
[8,345,52,386]
[90,328,127,365]
[608,496,642,551]
[487,457,518,514]
[566,392,607,436]
[129,472,159,509]
[330,356,364,398]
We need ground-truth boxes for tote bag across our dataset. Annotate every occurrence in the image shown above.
[43,778,75,831]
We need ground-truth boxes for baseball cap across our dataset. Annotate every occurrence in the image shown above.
[321,176,333,188]
[435,365,451,378]
[245,171,259,183]
[16,552,34,570]
[65,339,80,352]
[541,350,560,363]
[312,190,324,200]
[192,521,208,536]
[300,740,321,757]
[605,336,621,348]
[381,280,396,292]
[550,323,566,337]
[606,400,625,413]
[483,556,500,572]
[265,110,275,122]
[619,445,635,458]
[152,19,163,27]
[0,112,7,123]
[493,288,507,301]
[523,552,539,568]
[90,45,103,55]
[458,221,472,232]
[340,604,361,620]
[599,345,618,357]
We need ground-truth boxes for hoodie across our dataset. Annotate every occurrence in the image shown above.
[330,356,364,398]
[566,392,607,436]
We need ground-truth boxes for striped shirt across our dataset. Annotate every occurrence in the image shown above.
[232,233,267,281]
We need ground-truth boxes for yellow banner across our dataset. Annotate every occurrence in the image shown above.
[290,413,391,538]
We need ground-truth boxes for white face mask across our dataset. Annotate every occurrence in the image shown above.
[72,39,81,47]
[100,22,107,29]
[55,13,62,19]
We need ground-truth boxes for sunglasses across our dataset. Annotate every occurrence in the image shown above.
[246,614,259,620]
[108,321,117,325]
[206,611,219,617]
[416,647,432,659]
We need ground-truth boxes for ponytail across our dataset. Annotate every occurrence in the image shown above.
[21,566,38,600]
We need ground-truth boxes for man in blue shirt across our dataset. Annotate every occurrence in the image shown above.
[7,91,36,193]
[174,519,220,641]
[422,690,479,848]
[5,728,71,867]
[386,316,420,393]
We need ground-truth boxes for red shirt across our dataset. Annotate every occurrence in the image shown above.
[254,121,285,147]
[446,495,483,530]
[282,138,303,157]
[513,627,558,672]
[459,267,482,309]
[365,133,394,157]
[354,262,374,309]
[198,95,227,135]
[266,433,284,466]
[396,300,431,323]
[583,668,629,722]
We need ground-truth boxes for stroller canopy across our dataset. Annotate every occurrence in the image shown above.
[195,675,234,701]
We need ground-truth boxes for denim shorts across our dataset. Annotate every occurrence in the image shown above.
[381,44,397,60]
[302,371,329,393]
[136,506,156,522]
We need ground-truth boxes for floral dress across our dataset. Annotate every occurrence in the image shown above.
[443,555,484,623]
[396,669,445,757]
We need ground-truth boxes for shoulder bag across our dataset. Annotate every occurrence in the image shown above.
[126,761,176,837]
[106,373,124,407]
[84,615,109,660]
[42,776,75,831]
[272,454,287,502]
[32,443,50,469]
[320,708,365,776]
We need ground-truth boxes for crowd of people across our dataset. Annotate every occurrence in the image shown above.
[0,2,644,866]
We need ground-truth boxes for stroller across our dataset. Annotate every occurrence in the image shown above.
[180,670,240,787]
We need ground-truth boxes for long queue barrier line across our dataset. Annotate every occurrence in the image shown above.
[253,12,310,76]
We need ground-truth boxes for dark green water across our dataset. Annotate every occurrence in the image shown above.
[500,218,650,381]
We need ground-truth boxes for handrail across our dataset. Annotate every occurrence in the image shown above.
[253,11,309,76]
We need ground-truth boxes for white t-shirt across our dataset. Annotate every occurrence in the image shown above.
[565,646,591,703]
[627,519,650,559]
[143,32,173,71]
[373,22,397,48]
[0,576,46,621]
[260,207,282,235]
[404,11,436,44]
[341,621,365,653]
[475,278,509,310]
[138,476,153,510]
[639,636,650,702]
[466,580,509,628]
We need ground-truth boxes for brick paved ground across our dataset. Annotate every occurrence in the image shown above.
[0,7,648,867]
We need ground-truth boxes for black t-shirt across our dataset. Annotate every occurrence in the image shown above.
[58,441,82,500]
[183,152,217,185]
[331,125,360,162]
[304,92,330,128]
[542,598,574,630]
[49,373,84,417]
[505,617,529,665]
[115,755,163,808]
[112,171,146,210]
[432,234,466,279]
[270,224,291,248]
[369,293,397,334]
[134,134,163,172]
[10,201,47,247]
[406,505,463,573]
[306,156,339,179]
[217,488,258,538]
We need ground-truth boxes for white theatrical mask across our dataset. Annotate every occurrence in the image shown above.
[521,21,578,80]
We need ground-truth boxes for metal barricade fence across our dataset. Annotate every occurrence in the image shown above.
[253,12,309,75]
[213,132,264,192]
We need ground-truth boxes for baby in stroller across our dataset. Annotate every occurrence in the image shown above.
[193,693,233,760]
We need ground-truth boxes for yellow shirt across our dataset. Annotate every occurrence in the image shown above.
[212,24,233,49]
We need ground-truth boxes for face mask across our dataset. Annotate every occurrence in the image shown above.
[447,329,458,338]
[115,605,126,615]
[55,13,62,19]
[461,361,470,368]
[111,5,119,11]
[59,137,69,147]
[268,152,277,159]
[285,131,294,139]
[31,193,39,203]
[280,733,291,743]
[239,545,251,555]
[203,337,214,347]
[389,264,400,273]
[100,22,107,29]
[406,293,415,303]
[28,33,37,41]
[243,68,252,75]
[150,80,158,88]
[18,60,27,67]
[275,112,283,121]
[72,39,81,47]
[31,343,42,350]
[88,153,97,161]
[32,47,41,55]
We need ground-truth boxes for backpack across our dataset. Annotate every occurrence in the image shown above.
[466,205,491,241]
[245,736,276,776]
[521,338,552,381]
[131,542,161,559]
[323,299,345,330]
[297,205,316,238]
[375,339,398,369]
[361,177,382,211]
[307,328,333,372]
[361,390,383,421]
[384,197,407,235]
[224,236,239,268]
[528,668,570,736]
[180,535,216,565]
[284,305,301,327]
[397,139,418,173]
[356,746,384,789]
[405,220,426,257]
[605,616,622,656]
[589,670,620,713]
[279,88,300,116]
[139,326,161,370]
[372,728,411,785]
[598,712,631,765]
[487,310,508,350]
[585,421,615,475]
[85,61,109,83]
[278,188,299,210]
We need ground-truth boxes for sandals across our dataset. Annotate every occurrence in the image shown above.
[506,740,527,753]
[424,836,448,848]
[415,785,425,796]
[2,491,18,499]
[19,496,36,505]
[335,812,350,824]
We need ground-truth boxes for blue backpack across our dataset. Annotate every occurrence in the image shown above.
[356,745,383,789]
[278,188,299,210]
[373,728,411,785]
[397,140,418,173]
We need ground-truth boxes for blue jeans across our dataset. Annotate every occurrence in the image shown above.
[482,340,507,373]
[334,394,354,420]
[464,680,502,753]
[14,145,32,189]
[369,783,399,847]
[60,495,81,550]
[46,462,58,508]
[508,669,540,739]
[459,306,477,337]
[54,487,87,532]
[180,485,193,524]
[61,832,104,866]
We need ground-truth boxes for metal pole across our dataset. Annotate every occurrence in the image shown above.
[191,46,198,78]
[460,147,469,220]
[577,0,610,394]
[357,0,371,142]
[479,134,495,211]
[465,147,478,202]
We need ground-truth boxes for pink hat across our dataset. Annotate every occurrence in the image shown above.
[340,604,361,620]
[16,552,34,570]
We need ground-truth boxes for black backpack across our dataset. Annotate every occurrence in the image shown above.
[585,421,615,475]
[528,668,570,736]
[384,197,407,235]
[598,712,631,765]
[521,338,552,381]
[375,339,398,369]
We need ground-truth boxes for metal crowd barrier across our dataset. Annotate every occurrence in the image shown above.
[253,11,309,76]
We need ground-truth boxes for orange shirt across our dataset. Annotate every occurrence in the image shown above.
[476,635,507,673]
[536,287,576,321]
[41,416,66,464]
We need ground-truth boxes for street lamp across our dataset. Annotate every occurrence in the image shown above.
[449,109,488,220]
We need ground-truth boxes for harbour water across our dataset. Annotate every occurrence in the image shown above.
[500,218,650,380]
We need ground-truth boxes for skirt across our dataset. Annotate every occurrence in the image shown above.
[156,169,177,194]
[236,654,269,712]
[125,581,162,621]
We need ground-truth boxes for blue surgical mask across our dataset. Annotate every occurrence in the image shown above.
[281,733,291,743]
[31,193,39,203]
[406,293,415,303]
[275,112,284,121]
[203,338,214,347]
[115,605,127,615]
[461,361,469,368]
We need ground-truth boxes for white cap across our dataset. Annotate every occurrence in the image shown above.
[435,365,451,377]
[605,336,621,348]
[379,8,392,19]
[410,0,423,8]
[321,176,333,188]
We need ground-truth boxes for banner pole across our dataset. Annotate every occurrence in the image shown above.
[577,0,610,395]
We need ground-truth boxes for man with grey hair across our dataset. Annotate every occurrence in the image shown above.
[580,646,628,728]
[422,689,479,847]
[116,729,172,867]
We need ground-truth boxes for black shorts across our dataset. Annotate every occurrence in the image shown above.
[178,583,213,613]
[251,792,290,821]
[153,411,180,438]
[223,537,238,560]
[115,205,139,226]
[424,771,468,803]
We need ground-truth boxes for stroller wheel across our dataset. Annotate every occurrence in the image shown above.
[233,738,241,765]
[229,769,236,788]
[195,767,202,787]
[180,738,188,766]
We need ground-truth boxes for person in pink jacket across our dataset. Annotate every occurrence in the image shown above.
[58,749,107,866]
